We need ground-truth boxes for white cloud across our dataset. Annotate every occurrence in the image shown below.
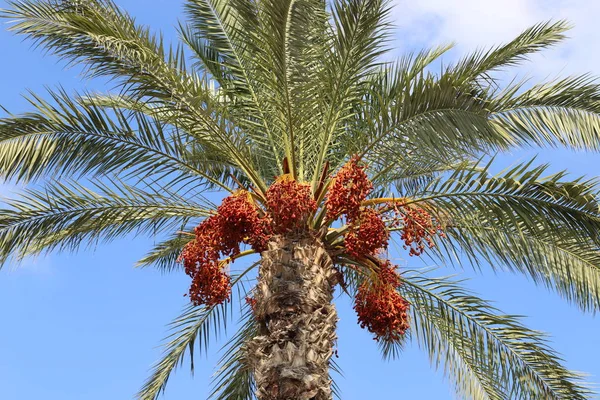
[391,0,540,47]
[390,0,600,78]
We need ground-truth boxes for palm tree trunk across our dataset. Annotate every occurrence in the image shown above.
[247,235,339,400]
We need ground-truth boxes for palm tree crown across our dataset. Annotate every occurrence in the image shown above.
[1,0,600,399]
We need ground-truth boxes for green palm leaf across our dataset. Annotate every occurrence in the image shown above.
[137,303,230,400]
[492,106,600,150]
[453,20,570,80]
[138,263,258,400]
[136,232,193,272]
[2,0,267,191]
[0,179,211,263]
[208,310,257,400]
[180,0,285,179]
[399,271,591,400]
[0,88,234,191]
[311,0,391,186]
[440,221,600,312]
[410,160,600,247]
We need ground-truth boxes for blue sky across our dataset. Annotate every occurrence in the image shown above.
[0,1,599,399]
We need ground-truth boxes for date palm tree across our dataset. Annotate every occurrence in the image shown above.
[2,0,600,399]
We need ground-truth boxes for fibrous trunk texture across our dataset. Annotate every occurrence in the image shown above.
[247,235,339,400]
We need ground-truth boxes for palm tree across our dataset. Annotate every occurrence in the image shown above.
[2,0,600,398]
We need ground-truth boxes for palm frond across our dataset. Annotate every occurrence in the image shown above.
[78,93,180,124]
[209,309,257,400]
[401,159,600,313]
[2,0,196,100]
[137,303,230,400]
[78,92,249,190]
[453,20,570,80]
[350,75,509,176]
[182,0,255,86]
[410,159,600,248]
[346,23,600,176]
[501,74,600,113]
[138,264,258,400]
[361,109,504,179]
[250,0,302,177]
[136,232,195,272]
[0,88,233,191]
[399,271,592,400]
[436,213,600,313]
[311,0,391,186]
[180,0,284,180]
[0,179,211,264]
[1,0,266,192]
[233,0,331,181]
[390,44,455,85]
[375,159,483,197]
[492,106,600,150]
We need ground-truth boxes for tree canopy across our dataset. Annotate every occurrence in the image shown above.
[1,1,600,399]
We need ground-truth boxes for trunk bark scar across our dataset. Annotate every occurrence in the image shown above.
[247,235,339,400]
